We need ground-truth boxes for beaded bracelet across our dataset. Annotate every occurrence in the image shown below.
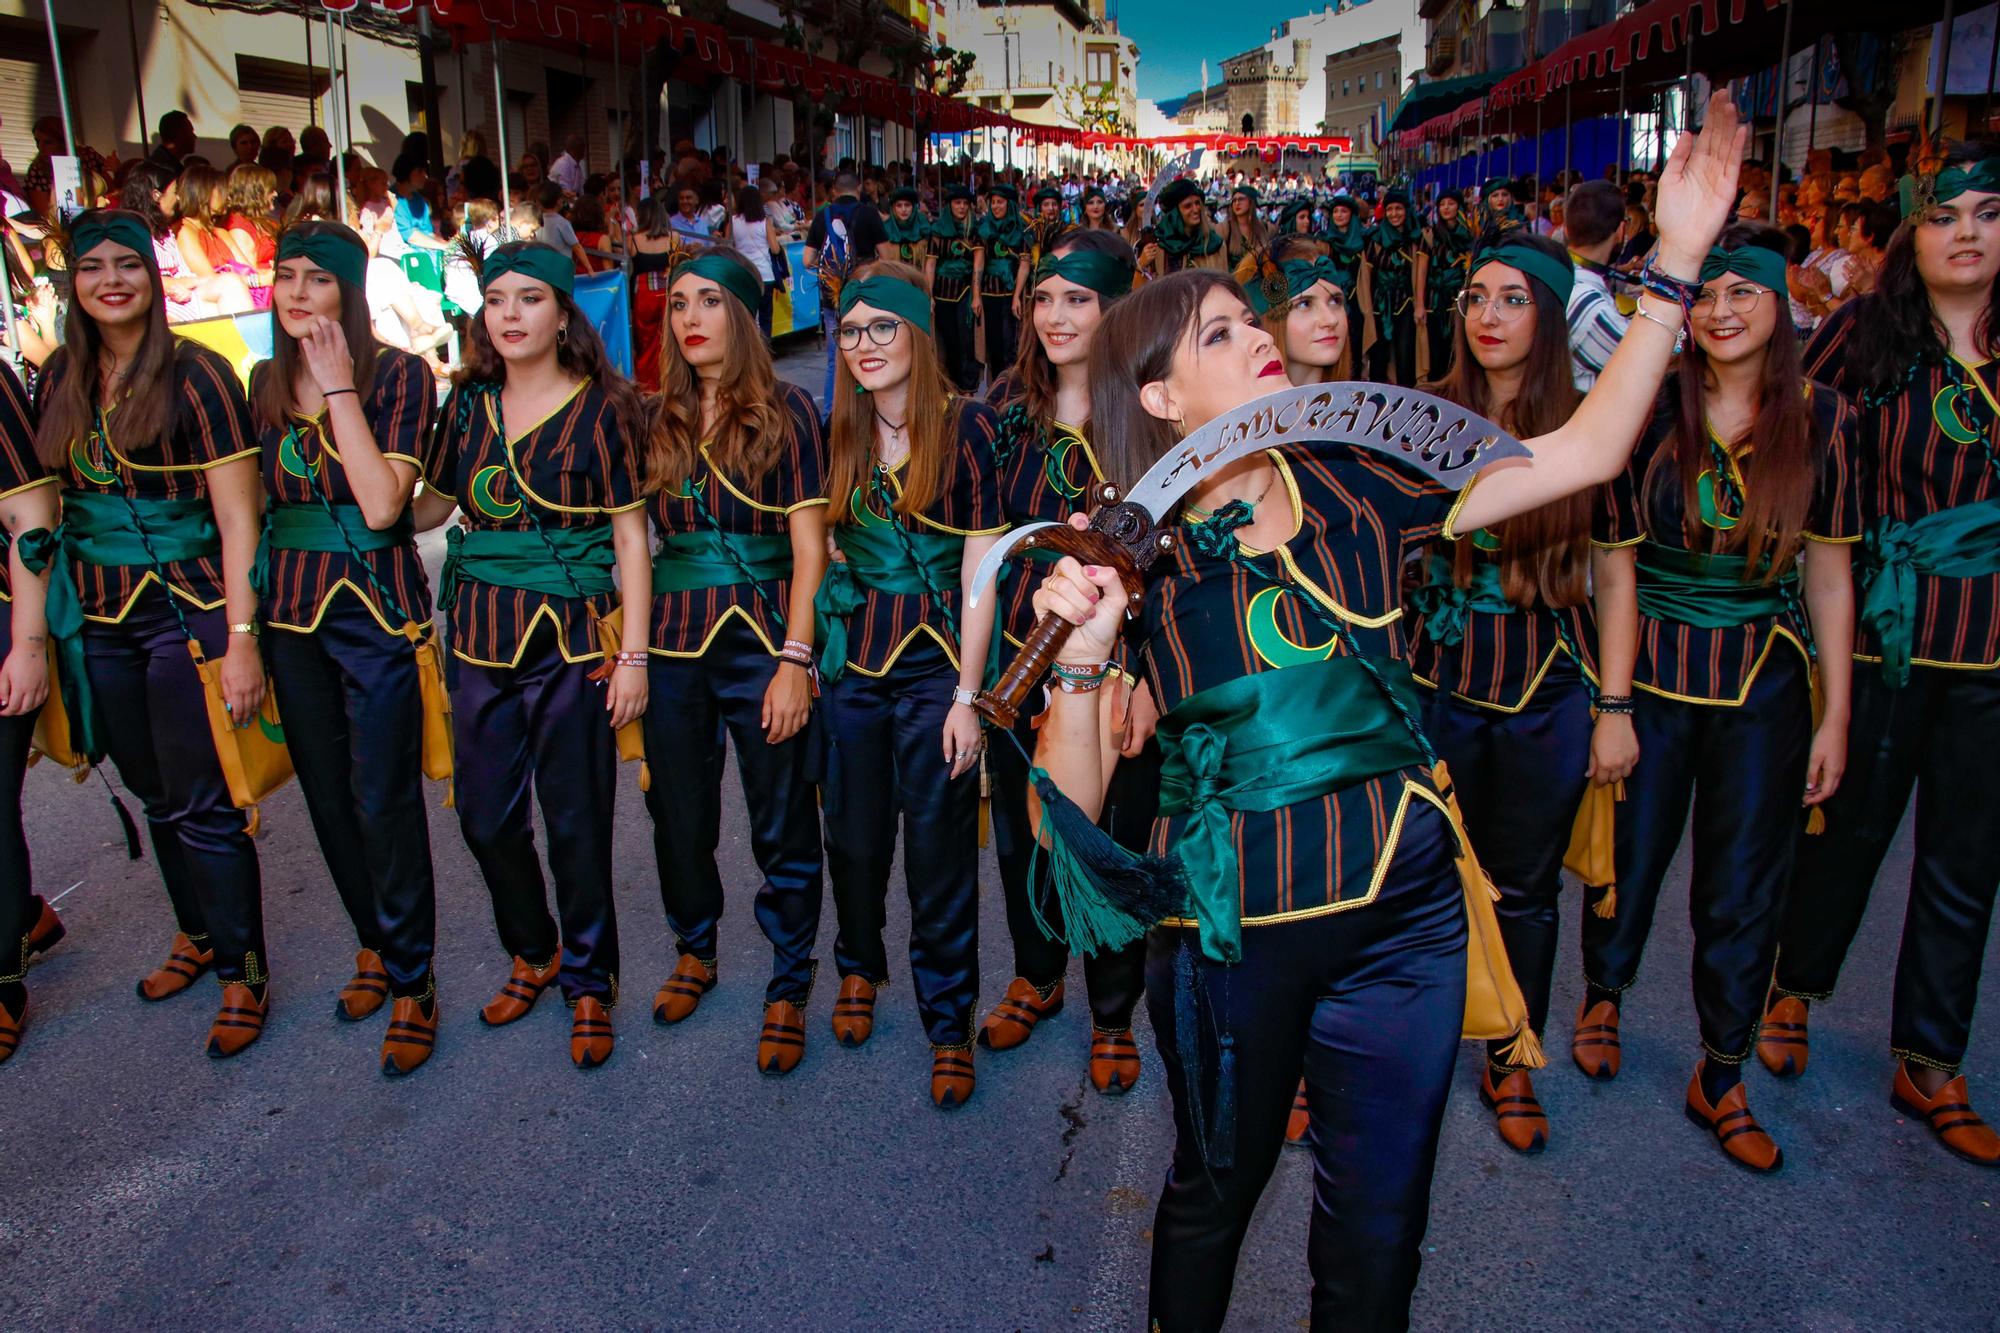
[1637,255,1702,310]
[1594,694,1635,717]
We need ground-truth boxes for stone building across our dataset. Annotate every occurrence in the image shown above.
[1323,34,1402,156]
[1222,37,1311,137]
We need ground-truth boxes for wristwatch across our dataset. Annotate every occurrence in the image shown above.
[951,686,978,707]
[227,621,260,638]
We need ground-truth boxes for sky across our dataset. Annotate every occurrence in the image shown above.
[1113,0,1362,104]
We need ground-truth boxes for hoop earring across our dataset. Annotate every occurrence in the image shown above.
[1171,413,1187,439]
[557,323,570,345]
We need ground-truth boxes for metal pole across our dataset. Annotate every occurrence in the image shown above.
[1985,2,2000,134]
[304,5,316,129]
[42,0,76,153]
[1616,65,1628,178]
[613,8,629,278]
[1934,0,1959,138]
[327,5,346,210]
[125,0,148,162]
[339,10,354,157]
[1809,35,1824,151]
[493,38,513,230]
[1564,79,1573,179]
[1772,0,1794,221]
[1535,96,1543,198]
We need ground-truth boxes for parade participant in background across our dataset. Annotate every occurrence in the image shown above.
[982,230,1154,1095]
[1421,190,1475,378]
[1029,186,1066,265]
[1366,191,1423,387]
[413,242,651,1070]
[815,262,1004,1107]
[1564,181,1633,391]
[1146,179,1225,278]
[883,187,931,268]
[1223,184,1267,268]
[1276,199,1321,247]
[250,222,442,1076]
[1323,193,1368,373]
[640,249,830,1077]
[1079,186,1115,232]
[973,184,1030,383]
[726,187,783,340]
[928,185,982,393]
[1763,146,2000,1167]
[0,362,59,1065]
[1239,233,1350,387]
[1580,222,1856,1172]
[1407,233,1640,1154]
[1483,178,1524,234]
[630,197,693,388]
[35,210,269,1057]
[1022,93,1741,1328]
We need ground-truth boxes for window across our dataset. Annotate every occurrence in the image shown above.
[1343,79,1350,96]
[235,55,331,143]
[1086,46,1115,86]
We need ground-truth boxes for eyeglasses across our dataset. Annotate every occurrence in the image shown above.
[1692,284,1769,318]
[837,318,905,350]
[1455,290,1535,321]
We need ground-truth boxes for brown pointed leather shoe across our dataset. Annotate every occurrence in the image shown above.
[206,982,269,1059]
[977,976,1064,1050]
[137,933,214,1002]
[1756,996,1810,1079]
[570,996,614,1069]
[22,897,64,962]
[1892,1062,2000,1167]
[932,1044,975,1108]
[1684,1064,1782,1172]
[1572,999,1622,1080]
[1285,1079,1311,1146]
[479,955,559,1027]
[0,991,24,1065]
[1090,1027,1141,1095]
[1480,1067,1550,1154]
[652,953,717,1025]
[381,991,439,1077]
[830,975,877,1047]
[758,999,807,1074]
[336,948,391,1022]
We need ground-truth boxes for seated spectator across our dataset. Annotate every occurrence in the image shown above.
[23,116,65,219]
[122,165,252,321]
[297,126,332,171]
[444,198,500,315]
[222,163,280,306]
[228,124,261,168]
[282,170,341,226]
[173,162,260,313]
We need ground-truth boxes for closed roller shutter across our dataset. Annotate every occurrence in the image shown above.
[234,55,329,142]
[0,26,63,171]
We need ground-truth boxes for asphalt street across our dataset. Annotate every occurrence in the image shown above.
[3,339,1995,1331]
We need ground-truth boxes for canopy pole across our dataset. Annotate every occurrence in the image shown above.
[43,0,76,154]
[125,0,148,165]
[493,38,513,233]
[340,10,354,159]
[1616,65,1628,180]
[1985,3,2000,134]
[1809,35,1824,152]
[303,5,315,130]
[1563,80,1573,180]
[613,7,629,284]
[1934,0,1959,138]
[1772,0,1795,221]
[1535,96,1543,198]
[327,4,346,210]
[1684,19,1696,131]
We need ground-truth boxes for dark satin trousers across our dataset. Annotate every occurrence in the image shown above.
[1425,664,1593,1066]
[821,642,979,1045]
[979,292,1019,389]
[0,709,35,982]
[1424,307,1457,380]
[642,619,826,1005]
[1776,662,2000,1072]
[452,621,619,1004]
[935,288,981,393]
[1366,309,1418,388]
[84,591,265,981]
[1583,648,1810,1064]
[1145,800,1467,1333]
[987,703,1150,1028]
[265,597,436,994]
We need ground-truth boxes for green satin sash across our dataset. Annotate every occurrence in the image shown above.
[813,521,962,681]
[1156,655,1431,965]
[436,524,615,612]
[1408,555,1517,647]
[251,501,411,599]
[1859,497,2000,687]
[650,529,791,594]
[1635,540,1793,628]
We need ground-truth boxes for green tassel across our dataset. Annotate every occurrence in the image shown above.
[1025,763,1187,958]
[1212,1028,1237,1170]
[1173,940,1211,1169]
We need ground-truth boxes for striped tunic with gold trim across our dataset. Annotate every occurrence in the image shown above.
[1627,380,1860,705]
[254,348,438,633]
[985,380,1105,649]
[648,379,827,657]
[0,361,52,614]
[37,345,257,622]
[1140,444,1468,926]
[425,379,643,667]
[830,399,1006,676]
[1805,300,2000,671]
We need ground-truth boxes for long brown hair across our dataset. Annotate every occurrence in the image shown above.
[251,221,380,433]
[1421,230,1591,606]
[37,209,177,468]
[176,162,230,231]
[644,247,787,495]
[1656,220,1815,578]
[455,240,648,447]
[827,260,956,523]
[1087,268,1245,496]
[1003,229,1137,429]
[225,164,279,239]
[1246,233,1352,383]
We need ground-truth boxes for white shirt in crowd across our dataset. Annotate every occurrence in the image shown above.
[730,215,775,282]
[549,152,585,196]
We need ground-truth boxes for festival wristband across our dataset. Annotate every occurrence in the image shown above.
[613,650,649,668]
[1637,256,1701,310]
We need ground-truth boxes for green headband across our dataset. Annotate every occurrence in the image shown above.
[838,274,933,335]
[70,213,155,266]
[1245,257,1346,316]
[1699,245,1789,295]
[1233,185,1260,206]
[1033,249,1134,301]
[676,252,764,315]
[276,228,367,291]
[482,244,575,296]
[1470,243,1574,305]
[1899,157,2000,218]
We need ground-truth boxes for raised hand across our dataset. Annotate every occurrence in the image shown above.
[1654,90,1750,278]
[299,315,357,398]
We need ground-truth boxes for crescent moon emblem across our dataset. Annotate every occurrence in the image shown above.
[1934,384,1983,446]
[470,465,522,520]
[851,484,891,528]
[1470,527,1502,552]
[1245,585,1338,670]
[1696,468,1740,531]
[1043,433,1087,501]
[70,437,118,487]
[277,429,326,481]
